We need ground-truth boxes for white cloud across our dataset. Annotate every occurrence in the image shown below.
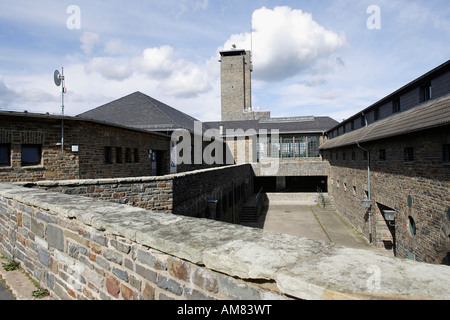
[221,6,347,82]
[104,39,125,55]
[85,57,133,81]
[80,32,100,54]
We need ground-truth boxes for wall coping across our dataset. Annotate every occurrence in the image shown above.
[18,164,251,187]
[1,182,450,300]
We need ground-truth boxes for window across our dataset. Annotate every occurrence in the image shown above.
[351,121,355,131]
[404,147,414,163]
[125,148,132,163]
[134,148,140,163]
[392,98,401,113]
[420,83,432,102]
[374,108,380,121]
[443,144,450,163]
[352,152,356,161]
[363,151,368,161]
[409,217,417,236]
[0,144,11,167]
[308,136,320,158]
[105,147,113,164]
[116,147,123,164]
[361,115,366,127]
[379,149,386,161]
[21,144,41,166]
[343,152,346,161]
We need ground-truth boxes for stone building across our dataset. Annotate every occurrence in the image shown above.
[320,59,450,265]
[0,111,170,182]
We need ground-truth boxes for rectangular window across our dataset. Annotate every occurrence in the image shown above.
[379,149,386,161]
[105,147,113,164]
[420,83,432,102]
[0,144,11,167]
[392,98,401,113]
[404,147,414,163]
[125,148,132,163]
[21,144,41,166]
[352,152,356,161]
[351,121,355,131]
[363,151,368,161]
[443,144,450,163]
[361,116,366,127]
[116,147,123,164]
[308,136,320,158]
[134,148,140,163]
[374,108,380,121]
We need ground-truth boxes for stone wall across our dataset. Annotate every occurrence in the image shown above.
[26,164,254,224]
[2,183,450,300]
[324,126,450,265]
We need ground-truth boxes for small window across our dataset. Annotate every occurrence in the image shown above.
[361,115,366,127]
[0,144,11,167]
[343,152,346,161]
[351,121,355,131]
[363,151,368,161]
[443,144,450,163]
[116,147,123,164]
[105,147,113,164]
[352,152,356,161]
[342,125,346,134]
[374,108,380,121]
[379,149,386,161]
[125,148,132,163]
[21,144,42,166]
[409,217,417,236]
[420,83,432,102]
[134,148,140,163]
[392,98,401,113]
[404,147,414,163]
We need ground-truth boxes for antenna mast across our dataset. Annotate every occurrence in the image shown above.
[54,67,67,157]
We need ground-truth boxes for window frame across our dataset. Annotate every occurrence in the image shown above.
[21,144,42,167]
[0,143,11,167]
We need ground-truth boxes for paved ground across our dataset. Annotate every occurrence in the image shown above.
[0,257,53,300]
[242,201,393,255]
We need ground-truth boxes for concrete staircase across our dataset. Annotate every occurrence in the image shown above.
[240,205,260,223]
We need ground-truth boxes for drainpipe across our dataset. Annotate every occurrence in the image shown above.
[357,112,372,243]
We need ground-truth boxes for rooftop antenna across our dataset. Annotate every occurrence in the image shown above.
[54,68,66,157]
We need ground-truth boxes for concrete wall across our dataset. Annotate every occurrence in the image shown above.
[2,183,450,300]
[324,126,450,265]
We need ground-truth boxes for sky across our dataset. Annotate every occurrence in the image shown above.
[0,0,449,122]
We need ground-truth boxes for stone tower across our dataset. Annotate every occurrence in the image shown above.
[219,49,253,121]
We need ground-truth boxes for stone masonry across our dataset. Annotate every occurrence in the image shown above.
[1,183,450,300]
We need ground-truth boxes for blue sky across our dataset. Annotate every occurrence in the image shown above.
[0,0,449,122]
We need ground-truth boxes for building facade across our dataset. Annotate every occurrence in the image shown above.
[0,112,170,182]
[321,60,450,265]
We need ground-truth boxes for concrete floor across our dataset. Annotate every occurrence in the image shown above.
[242,201,384,252]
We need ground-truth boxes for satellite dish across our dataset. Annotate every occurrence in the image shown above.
[54,70,62,87]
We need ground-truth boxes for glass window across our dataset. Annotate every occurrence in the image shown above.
[21,144,41,166]
[308,136,320,158]
[392,98,401,113]
[116,147,123,164]
[134,148,140,163]
[105,147,113,164]
[0,144,11,166]
[404,147,414,162]
[420,83,432,102]
[443,144,450,163]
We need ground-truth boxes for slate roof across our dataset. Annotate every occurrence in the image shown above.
[320,93,450,150]
[79,91,203,133]
[205,116,339,135]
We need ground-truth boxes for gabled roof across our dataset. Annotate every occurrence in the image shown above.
[79,91,202,133]
[320,93,450,150]
[205,116,338,135]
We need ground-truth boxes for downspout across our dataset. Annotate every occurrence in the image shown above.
[357,112,372,243]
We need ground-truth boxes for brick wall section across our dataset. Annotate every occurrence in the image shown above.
[0,114,170,182]
[324,126,450,264]
[29,164,254,223]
